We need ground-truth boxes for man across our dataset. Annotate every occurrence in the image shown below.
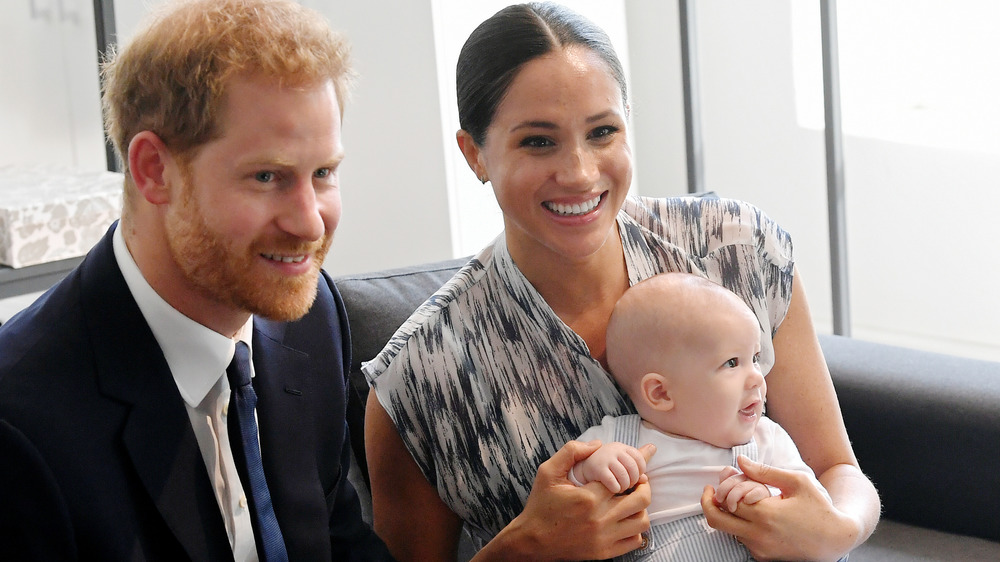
[0,0,393,559]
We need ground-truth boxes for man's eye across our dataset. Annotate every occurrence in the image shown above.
[314,168,331,178]
[255,171,275,183]
[726,358,739,368]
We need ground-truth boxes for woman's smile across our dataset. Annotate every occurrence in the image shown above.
[543,192,605,217]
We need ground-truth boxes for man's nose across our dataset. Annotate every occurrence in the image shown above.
[277,177,325,241]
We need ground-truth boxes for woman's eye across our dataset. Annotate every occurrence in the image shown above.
[520,136,553,149]
[589,125,619,140]
[255,171,276,183]
[726,358,739,368]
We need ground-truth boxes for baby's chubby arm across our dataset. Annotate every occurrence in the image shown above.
[568,441,649,494]
[714,464,773,512]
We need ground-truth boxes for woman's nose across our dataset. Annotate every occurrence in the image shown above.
[555,144,599,187]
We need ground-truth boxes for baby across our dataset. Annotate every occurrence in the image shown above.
[570,272,830,560]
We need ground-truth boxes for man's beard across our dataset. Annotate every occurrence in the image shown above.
[164,172,330,322]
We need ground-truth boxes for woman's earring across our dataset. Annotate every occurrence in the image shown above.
[479,175,488,185]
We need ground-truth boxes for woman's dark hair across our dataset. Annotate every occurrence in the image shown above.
[456,2,628,145]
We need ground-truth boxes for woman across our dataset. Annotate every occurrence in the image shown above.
[365,3,879,560]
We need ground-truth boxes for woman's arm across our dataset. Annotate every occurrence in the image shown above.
[701,270,880,561]
[365,393,464,561]
[365,393,654,561]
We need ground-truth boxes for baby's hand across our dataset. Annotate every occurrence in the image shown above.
[569,441,648,494]
[715,465,772,512]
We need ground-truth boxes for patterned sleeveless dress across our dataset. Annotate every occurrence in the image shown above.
[364,195,795,546]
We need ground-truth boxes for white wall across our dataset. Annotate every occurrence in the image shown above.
[304,0,455,275]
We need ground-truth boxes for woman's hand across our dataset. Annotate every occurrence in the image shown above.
[369,392,655,562]
[714,462,772,512]
[733,270,879,559]
[480,440,655,561]
[700,456,860,562]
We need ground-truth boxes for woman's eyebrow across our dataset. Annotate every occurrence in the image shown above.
[509,110,621,133]
[510,120,557,133]
[585,110,618,123]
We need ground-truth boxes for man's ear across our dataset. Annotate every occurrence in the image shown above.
[127,130,174,205]
[456,129,487,181]
[640,372,674,412]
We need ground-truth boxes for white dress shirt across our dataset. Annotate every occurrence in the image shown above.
[113,225,259,561]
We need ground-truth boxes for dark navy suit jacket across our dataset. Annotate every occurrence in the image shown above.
[0,224,393,560]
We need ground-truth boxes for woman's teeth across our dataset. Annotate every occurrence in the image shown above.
[544,195,601,216]
[262,253,306,263]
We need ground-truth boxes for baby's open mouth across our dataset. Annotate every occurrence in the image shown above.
[739,401,760,418]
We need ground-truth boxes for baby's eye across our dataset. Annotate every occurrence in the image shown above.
[725,358,739,368]
[255,171,276,183]
[753,352,761,364]
[520,136,554,149]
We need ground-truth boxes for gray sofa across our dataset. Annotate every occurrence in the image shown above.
[335,258,1000,561]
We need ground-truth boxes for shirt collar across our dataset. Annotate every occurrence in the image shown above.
[113,224,254,407]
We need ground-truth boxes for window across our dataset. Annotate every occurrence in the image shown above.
[790,0,1000,360]
[792,0,1000,155]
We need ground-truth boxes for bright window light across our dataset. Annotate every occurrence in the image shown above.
[792,0,1000,155]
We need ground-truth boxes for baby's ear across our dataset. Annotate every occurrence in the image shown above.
[640,372,673,411]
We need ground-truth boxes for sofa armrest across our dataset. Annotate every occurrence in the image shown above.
[820,334,1000,542]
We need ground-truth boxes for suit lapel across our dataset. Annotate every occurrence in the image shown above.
[252,317,325,555]
[252,318,311,474]
[81,225,232,562]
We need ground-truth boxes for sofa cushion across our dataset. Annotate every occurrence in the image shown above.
[335,257,470,375]
[821,334,1000,542]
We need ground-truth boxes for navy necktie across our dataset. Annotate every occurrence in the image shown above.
[227,341,289,562]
